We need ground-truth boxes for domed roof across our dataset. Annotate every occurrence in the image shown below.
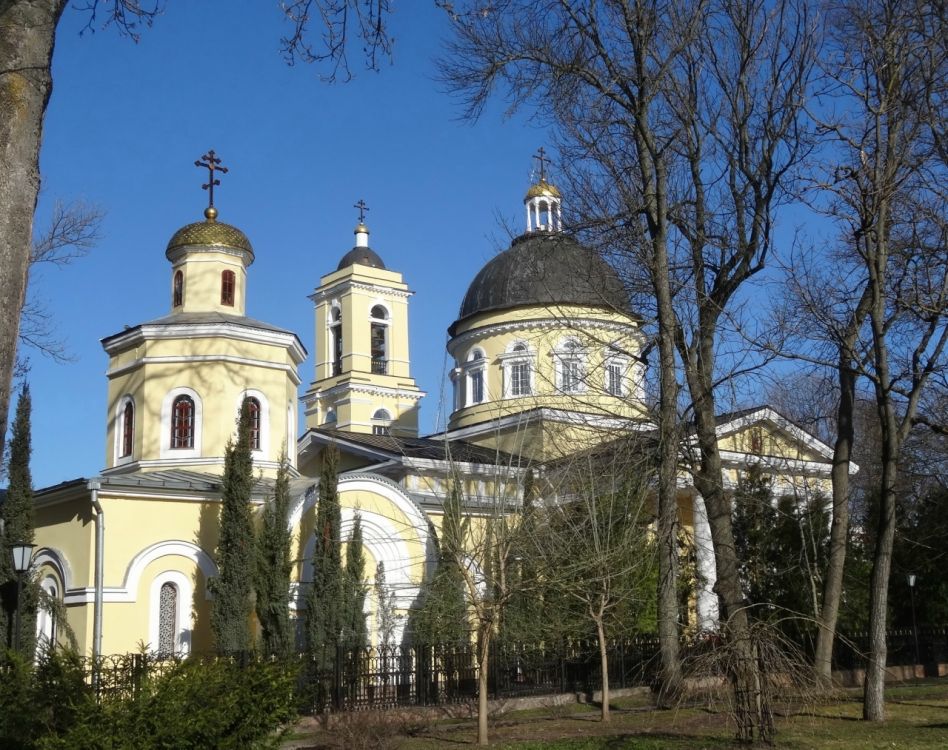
[165,211,254,261]
[524,179,562,200]
[451,233,630,333]
[337,245,386,271]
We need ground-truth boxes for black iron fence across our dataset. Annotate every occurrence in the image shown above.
[81,628,947,712]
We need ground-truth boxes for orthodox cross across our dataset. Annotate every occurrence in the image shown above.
[354,199,369,224]
[533,147,549,181]
[194,150,228,208]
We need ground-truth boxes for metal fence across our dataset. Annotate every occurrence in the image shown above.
[81,628,947,712]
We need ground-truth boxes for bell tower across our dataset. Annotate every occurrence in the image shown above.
[303,202,425,436]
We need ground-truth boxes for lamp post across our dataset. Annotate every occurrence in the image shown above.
[907,573,920,678]
[11,541,35,651]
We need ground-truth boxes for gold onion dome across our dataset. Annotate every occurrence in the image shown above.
[165,206,255,261]
[524,179,562,200]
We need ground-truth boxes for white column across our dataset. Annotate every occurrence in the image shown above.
[692,492,719,630]
[525,204,532,232]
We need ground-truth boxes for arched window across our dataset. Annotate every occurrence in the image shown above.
[173,270,184,307]
[157,582,178,656]
[330,306,343,376]
[370,305,389,375]
[243,396,261,450]
[466,348,487,405]
[171,395,195,449]
[121,400,134,458]
[502,341,533,397]
[324,409,337,426]
[555,339,585,393]
[372,408,392,436]
[221,269,236,306]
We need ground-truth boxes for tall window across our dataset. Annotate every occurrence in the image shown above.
[370,305,388,375]
[606,361,623,396]
[556,340,584,393]
[121,400,134,457]
[244,397,261,450]
[330,306,343,376]
[511,362,531,396]
[466,348,487,405]
[173,270,184,307]
[221,270,236,306]
[504,342,533,397]
[157,582,178,655]
[171,395,195,449]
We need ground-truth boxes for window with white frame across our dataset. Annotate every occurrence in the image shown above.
[606,360,625,396]
[466,348,487,405]
[502,342,533,397]
[370,304,389,375]
[555,339,585,393]
[372,408,392,435]
[149,570,192,656]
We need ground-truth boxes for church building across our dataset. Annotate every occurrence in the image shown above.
[28,153,838,657]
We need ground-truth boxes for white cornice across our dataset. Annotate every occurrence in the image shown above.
[302,381,426,405]
[713,407,840,464]
[102,321,307,364]
[441,407,647,442]
[107,354,302,385]
[310,279,413,303]
[448,317,642,355]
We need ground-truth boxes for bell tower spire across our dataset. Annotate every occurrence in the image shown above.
[303,204,425,436]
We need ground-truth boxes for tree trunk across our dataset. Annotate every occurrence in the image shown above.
[863,407,899,721]
[477,623,490,746]
[0,0,66,451]
[815,287,872,685]
[685,331,772,744]
[596,616,610,722]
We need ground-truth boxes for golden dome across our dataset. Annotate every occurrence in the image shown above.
[524,179,562,200]
[165,214,254,261]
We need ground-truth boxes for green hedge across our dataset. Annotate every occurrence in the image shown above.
[0,649,297,749]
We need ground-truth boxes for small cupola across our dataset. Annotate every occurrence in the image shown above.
[165,151,253,315]
[524,147,562,233]
[337,199,386,270]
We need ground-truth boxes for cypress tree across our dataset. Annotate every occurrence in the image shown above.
[305,444,344,668]
[341,514,368,649]
[1,385,36,655]
[210,400,256,653]
[255,453,293,657]
[374,561,397,648]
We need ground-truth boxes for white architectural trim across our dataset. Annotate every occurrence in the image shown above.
[33,547,73,593]
[303,381,426,403]
[440,407,645,442]
[36,575,61,654]
[310,279,413,303]
[148,570,193,655]
[108,355,302,386]
[714,407,837,462]
[103,322,307,365]
[159,386,204,460]
[449,316,642,355]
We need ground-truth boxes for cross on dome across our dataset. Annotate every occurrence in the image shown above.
[194,150,228,219]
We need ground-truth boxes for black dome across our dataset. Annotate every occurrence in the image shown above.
[450,233,630,333]
[337,246,386,270]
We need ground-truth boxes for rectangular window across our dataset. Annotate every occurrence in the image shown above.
[606,362,623,396]
[471,369,484,403]
[511,362,531,396]
[561,360,581,392]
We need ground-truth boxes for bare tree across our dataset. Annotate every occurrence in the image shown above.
[531,437,656,722]
[801,0,947,718]
[440,2,816,739]
[438,472,527,746]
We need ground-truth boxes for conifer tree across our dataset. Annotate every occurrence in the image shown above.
[210,400,256,653]
[305,444,344,668]
[374,561,397,648]
[255,452,293,657]
[1,385,36,654]
[341,513,367,649]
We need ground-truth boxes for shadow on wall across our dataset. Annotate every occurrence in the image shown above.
[191,500,220,652]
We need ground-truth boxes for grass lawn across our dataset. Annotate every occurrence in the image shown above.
[284,679,948,749]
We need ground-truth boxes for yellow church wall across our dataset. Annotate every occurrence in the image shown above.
[104,352,297,473]
[34,495,96,590]
[172,250,248,316]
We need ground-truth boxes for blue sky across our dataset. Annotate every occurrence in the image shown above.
[25,2,549,488]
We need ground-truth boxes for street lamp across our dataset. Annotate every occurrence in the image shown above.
[907,573,920,678]
[10,541,35,650]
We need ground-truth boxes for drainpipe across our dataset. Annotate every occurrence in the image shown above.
[88,479,104,661]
